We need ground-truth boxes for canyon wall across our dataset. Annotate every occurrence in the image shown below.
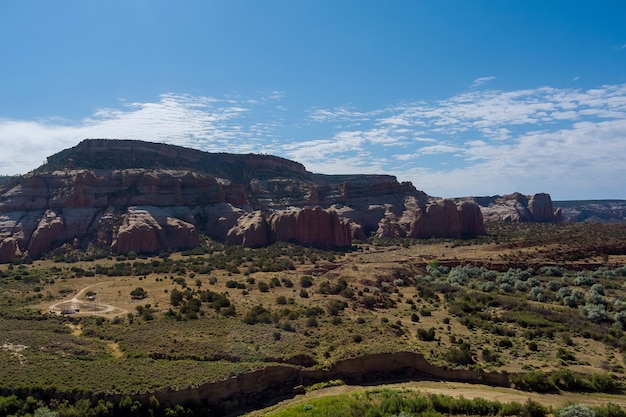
[0,139,491,261]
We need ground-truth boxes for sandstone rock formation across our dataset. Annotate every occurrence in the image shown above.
[471,192,562,223]
[111,207,199,254]
[376,198,485,239]
[0,139,492,261]
[269,207,352,247]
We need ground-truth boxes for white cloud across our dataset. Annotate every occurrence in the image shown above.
[2,83,626,199]
[471,76,496,88]
[0,93,284,175]
[417,144,461,155]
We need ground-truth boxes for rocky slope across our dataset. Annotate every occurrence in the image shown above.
[0,139,489,262]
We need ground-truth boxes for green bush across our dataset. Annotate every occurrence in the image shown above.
[510,370,556,393]
[417,327,436,341]
[444,342,474,365]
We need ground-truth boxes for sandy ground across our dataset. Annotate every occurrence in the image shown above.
[48,281,129,317]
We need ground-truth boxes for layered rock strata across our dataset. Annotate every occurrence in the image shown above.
[0,139,491,261]
[470,192,562,223]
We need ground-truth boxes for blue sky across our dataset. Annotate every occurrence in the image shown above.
[1,1,626,200]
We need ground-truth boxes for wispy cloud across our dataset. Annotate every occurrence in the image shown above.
[2,84,626,199]
[0,93,284,175]
[471,76,496,88]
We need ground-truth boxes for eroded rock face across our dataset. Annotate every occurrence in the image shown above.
[376,198,485,239]
[473,192,562,223]
[0,237,20,263]
[269,207,352,248]
[0,139,492,261]
[111,207,199,254]
[28,210,66,259]
[226,211,269,247]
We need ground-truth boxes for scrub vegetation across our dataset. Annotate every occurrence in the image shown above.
[2,222,626,416]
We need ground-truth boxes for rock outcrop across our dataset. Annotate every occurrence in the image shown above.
[111,206,199,254]
[269,207,352,247]
[376,198,485,239]
[226,211,269,247]
[0,139,492,261]
[471,192,562,223]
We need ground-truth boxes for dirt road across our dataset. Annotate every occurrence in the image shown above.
[48,282,128,317]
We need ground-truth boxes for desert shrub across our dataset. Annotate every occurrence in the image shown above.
[243,305,271,325]
[300,275,313,288]
[281,322,295,332]
[319,278,349,295]
[590,283,605,295]
[594,403,626,417]
[547,280,563,291]
[510,370,556,393]
[528,286,545,301]
[417,285,438,301]
[417,327,436,341]
[523,399,548,417]
[326,299,347,316]
[614,310,626,328]
[560,404,596,417]
[222,304,236,317]
[515,280,528,291]
[541,265,564,277]
[444,342,474,365]
[447,267,469,286]
[586,290,607,306]
[548,369,617,393]
[225,280,238,288]
[276,295,287,305]
[556,347,577,363]
[304,306,324,317]
[482,347,499,363]
[589,372,618,393]
[363,295,377,309]
[498,338,513,348]
[130,287,147,299]
[557,287,585,307]
[574,273,596,287]
[410,313,420,322]
[170,288,183,306]
[580,303,610,323]
[257,281,269,292]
